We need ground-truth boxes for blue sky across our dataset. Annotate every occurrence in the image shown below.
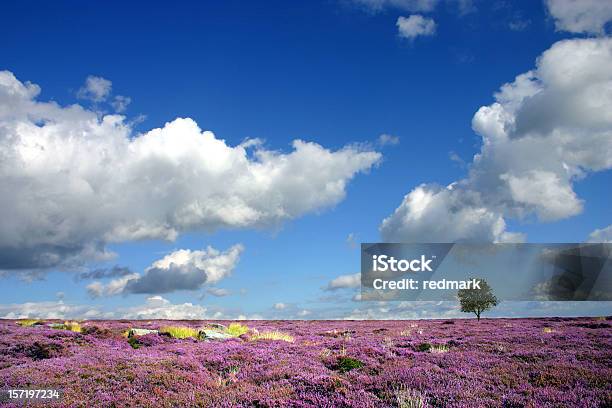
[0,0,610,319]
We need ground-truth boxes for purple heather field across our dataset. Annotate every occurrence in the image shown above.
[0,318,611,407]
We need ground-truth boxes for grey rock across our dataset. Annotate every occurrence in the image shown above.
[207,323,227,330]
[199,329,233,341]
[129,328,159,337]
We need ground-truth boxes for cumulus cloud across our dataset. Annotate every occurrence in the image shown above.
[0,296,222,320]
[325,273,361,290]
[0,71,381,275]
[546,0,612,35]
[119,295,208,320]
[273,302,286,310]
[86,273,140,298]
[0,300,106,319]
[351,0,438,13]
[77,75,112,102]
[588,225,612,243]
[381,184,524,242]
[397,15,436,39]
[88,244,242,296]
[381,37,612,242]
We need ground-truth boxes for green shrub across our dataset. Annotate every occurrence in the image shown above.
[127,337,141,349]
[336,356,364,373]
[417,343,432,352]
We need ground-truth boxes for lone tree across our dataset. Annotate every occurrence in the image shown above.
[458,278,498,320]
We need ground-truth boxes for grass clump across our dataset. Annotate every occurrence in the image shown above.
[251,330,294,343]
[160,326,199,339]
[394,384,425,408]
[336,356,364,373]
[64,321,82,333]
[542,327,554,333]
[16,319,40,327]
[225,323,249,337]
[429,344,449,353]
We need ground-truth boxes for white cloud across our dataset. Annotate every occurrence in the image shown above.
[86,273,140,298]
[381,37,612,242]
[119,296,208,320]
[0,71,381,275]
[546,0,612,35]
[88,244,242,296]
[352,0,439,13]
[377,133,400,146]
[325,273,361,290]
[588,225,612,243]
[0,300,106,319]
[206,287,231,297]
[273,302,286,310]
[0,296,212,320]
[77,75,112,102]
[381,184,524,242]
[297,309,311,317]
[501,171,582,221]
[397,15,436,39]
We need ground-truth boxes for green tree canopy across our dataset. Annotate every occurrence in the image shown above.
[458,278,499,320]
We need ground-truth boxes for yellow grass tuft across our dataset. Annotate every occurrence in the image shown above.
[542,327,554,333]
[225,323,249,337]
[160,326,199,339]
[250,330,294,343]
[16,319,40,327]
[64,321,82,333]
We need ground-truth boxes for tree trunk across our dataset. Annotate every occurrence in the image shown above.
[476,310,481,321]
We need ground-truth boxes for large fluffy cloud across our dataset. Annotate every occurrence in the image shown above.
[0,71,381,274]
[381,37,612,242]
[546,0,612,35]
[87,244,243,296]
